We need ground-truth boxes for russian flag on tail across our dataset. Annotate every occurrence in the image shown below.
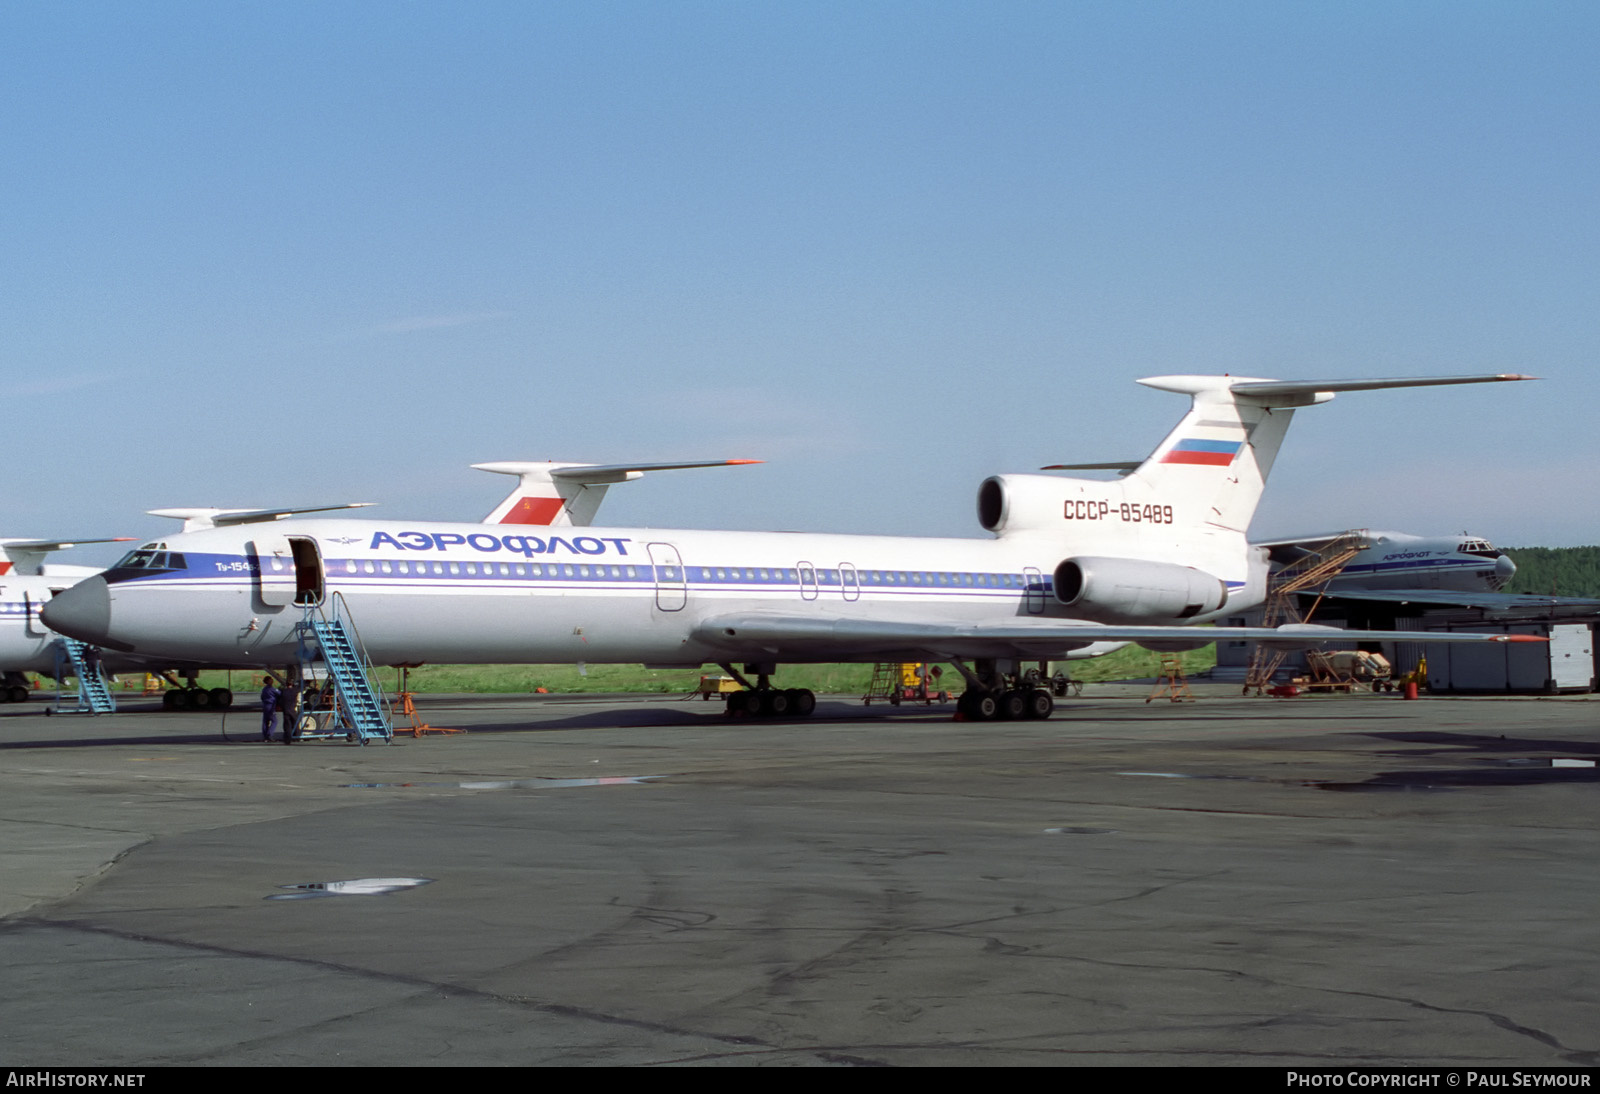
[1161,438,1242,466]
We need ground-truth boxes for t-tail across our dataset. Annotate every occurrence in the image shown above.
[475,459,761,526]
[978,373,1533,620]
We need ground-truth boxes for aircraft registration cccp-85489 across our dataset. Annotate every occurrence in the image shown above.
[42,373,1542,722]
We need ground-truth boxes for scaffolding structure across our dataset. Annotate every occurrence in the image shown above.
[1243,531,1370,695]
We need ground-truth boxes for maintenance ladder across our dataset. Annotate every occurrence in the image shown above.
[52,638,117,715]
[1243,531,1370,694]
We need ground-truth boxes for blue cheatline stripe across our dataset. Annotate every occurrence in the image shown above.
[139,552,1250,600]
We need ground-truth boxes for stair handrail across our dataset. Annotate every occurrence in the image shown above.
[327,590,394,731]
[300,591,394,733]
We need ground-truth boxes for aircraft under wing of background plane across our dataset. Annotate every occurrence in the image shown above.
[1253,529,1519,595]
[1299,588,1600,611]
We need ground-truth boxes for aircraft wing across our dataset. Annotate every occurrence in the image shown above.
[1307,588,1600,611]
[1249,530,1373,565]
[690,614,1543,662]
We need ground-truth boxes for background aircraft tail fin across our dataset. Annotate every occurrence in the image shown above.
[0,537,134,576]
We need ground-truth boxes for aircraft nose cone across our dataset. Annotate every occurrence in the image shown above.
[40,576,114,645]
[1492,554,1517,589]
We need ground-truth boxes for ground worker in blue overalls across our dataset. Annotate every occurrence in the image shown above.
[260,676,282,742]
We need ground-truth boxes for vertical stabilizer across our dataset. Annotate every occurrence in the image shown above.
[1128,376,1311,534]
[474,462,608,526]
[1127,372,1532,535]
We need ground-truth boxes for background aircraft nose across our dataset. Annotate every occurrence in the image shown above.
[40,576,114,646]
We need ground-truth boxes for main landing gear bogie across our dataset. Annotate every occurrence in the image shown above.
[725,687,817,719]
[957,686,1054,722]
[162,687,234,712]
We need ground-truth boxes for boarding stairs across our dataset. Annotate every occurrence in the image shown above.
[1243,531,1369,694]
[297,595,392,743]
[52,638,117,715]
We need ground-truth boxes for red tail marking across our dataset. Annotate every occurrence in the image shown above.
[499,498,565,525]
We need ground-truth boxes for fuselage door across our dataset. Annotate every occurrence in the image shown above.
[252,535,324,608]
[251,535,297,607]
[647,542,687,612]
[797,561,819,601]
[1023,566,1047,614]
[288,537,324,606]
[23,589,47,638]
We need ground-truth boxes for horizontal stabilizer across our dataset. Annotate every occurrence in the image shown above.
[1229,374,1536,398]
[148,504,376,533]
[0,537,136,576]
[476,458,761,526]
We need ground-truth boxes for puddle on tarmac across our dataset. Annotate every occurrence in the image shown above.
[1310,759,1600,792]
[342,775,662,790]
[268,877,434,901]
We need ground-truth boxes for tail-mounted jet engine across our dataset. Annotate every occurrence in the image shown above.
[1053,556,1228,624]
[978,475,1087,535]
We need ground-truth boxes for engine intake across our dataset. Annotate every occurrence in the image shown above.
[1054,556,1228,623]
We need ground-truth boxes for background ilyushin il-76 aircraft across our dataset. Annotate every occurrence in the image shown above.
[43,373,1543,722]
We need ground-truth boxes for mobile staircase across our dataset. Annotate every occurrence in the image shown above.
[1243,530,1370,695]
[50,638,117,715]
[295,593,392,743]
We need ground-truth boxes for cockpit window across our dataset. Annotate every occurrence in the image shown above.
[112,548,185,572]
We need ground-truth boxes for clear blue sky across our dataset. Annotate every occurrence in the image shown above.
[4,1,1592,564]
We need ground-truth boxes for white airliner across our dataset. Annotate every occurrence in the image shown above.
[41,373,1542,721]
[0,538,131,702]
[0,465,737,705]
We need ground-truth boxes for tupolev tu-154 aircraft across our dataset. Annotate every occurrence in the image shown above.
[42,373,1542,721]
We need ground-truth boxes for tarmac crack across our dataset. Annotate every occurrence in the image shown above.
[14,916,790,1058]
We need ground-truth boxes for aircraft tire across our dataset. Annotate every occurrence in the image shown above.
[1025,689,1054,720]
[8,685,28,703]
[787,688,816,717]
[726,691,754,716]
[209,687,233,709]
[761,689,791,717]
[187,688,211,710]
[996,689,1028,721]
[167,689,191,711]
[959,691,997,721]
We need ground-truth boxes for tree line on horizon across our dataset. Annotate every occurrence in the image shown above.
[1502,545,1600,598]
